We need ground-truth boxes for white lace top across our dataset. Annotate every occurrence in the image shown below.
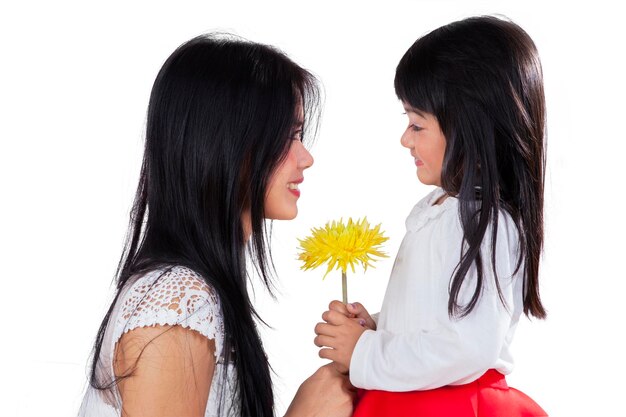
[78,266,239,417]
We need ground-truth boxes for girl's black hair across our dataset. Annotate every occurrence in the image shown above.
[87,33,320,416]
[395,16,547,319]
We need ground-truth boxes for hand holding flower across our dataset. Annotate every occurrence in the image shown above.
[328,300,377,330]
[314,309,369,373]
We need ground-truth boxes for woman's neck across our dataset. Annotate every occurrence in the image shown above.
[242,210,252,242]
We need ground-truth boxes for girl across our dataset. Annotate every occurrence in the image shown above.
[78,34,355,417]
[314,16,548,416]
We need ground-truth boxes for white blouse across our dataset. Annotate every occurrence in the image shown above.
[350,187,525,391]
[78,265,239,417]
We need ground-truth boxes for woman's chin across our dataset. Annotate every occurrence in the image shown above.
[267,207,298,221]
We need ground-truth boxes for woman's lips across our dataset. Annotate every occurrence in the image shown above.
[288,179,303,197]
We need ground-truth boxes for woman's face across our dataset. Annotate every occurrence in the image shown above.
[400,103,446,186]
[264,116,314,220]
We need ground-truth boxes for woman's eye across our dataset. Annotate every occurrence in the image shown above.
[292,129,303,141]
[409,124,423,132]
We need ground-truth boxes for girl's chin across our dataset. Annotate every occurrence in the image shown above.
[416,171,441,187]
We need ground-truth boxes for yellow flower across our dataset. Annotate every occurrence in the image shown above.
[297,217,389,278]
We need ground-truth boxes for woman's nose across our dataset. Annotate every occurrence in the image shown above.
[297,142,314,169]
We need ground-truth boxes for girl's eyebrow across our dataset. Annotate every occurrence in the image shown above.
[403,106,426,118]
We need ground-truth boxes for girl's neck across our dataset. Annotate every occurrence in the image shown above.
[433,194,449,206]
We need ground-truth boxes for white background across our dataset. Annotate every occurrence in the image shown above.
[1,1,625,416]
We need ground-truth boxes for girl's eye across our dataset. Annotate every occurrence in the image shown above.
[402,112,422,132]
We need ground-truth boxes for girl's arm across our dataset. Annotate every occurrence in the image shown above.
[349,297,512,391]
[317,210,522,391]
[114,324,215,417]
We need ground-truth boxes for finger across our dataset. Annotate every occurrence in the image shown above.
[347,302,367,317]
[328,300,351,316]
[350,317,368,327]
[322,309,348,325]
[314,334,335,348]
[314,322,336,337]
[347,302,375,328]
[318,347,339,362]
[328,300,344,311]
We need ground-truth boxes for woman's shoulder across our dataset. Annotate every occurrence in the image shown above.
[113,265,225,354]
[122,265,218,313]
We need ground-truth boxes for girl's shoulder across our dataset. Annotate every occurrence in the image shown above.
[406,187,518,239]
[406,187,458,233]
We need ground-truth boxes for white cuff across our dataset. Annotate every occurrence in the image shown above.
[349,329,376,389]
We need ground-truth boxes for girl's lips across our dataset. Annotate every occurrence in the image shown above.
[415,158,424,167]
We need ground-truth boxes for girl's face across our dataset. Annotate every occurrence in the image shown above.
[264,116,314,220]
[400,103,446,186]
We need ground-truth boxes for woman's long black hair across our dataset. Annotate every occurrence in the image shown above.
[395,16,547,319]
[87,34,320,416]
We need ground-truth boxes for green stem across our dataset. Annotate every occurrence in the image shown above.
[342,271,348,304]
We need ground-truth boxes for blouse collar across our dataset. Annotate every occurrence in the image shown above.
[405,187,457,232]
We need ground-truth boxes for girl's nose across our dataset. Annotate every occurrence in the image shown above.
[400,129,412,149]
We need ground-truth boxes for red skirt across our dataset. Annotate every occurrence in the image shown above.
[353,370,547,417]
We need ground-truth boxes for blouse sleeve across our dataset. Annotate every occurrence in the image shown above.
[349,209,523,391]
[112,266,226,360]
[371,312,380,327]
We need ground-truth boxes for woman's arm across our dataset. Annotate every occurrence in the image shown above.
[284,364,355,417]
[114,324,215,417]
[114,326,354,417]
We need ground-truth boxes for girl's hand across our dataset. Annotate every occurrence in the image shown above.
[328,300,377,330]
[314,310,368,373]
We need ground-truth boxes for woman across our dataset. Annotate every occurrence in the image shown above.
[79,34,354,417]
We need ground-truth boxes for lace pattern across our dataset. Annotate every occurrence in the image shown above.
[112,265,225,360]
[77,265,239,417]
